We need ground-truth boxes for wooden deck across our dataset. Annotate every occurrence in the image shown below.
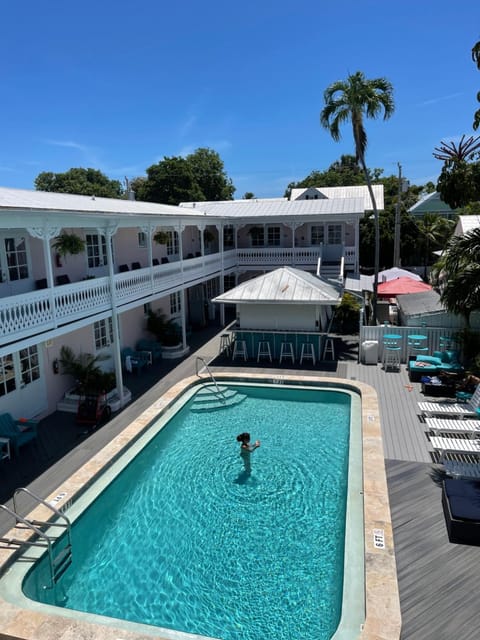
[1,330,480,639]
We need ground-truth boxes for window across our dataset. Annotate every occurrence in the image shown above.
[94,318,114,350]
[327,225,342,245]
[0,353,16,396]
[311,226,324,245]
[224,274,235,291]
[267,226,280,246]
[250,226,264,247]
[5,237,28,281]
[205,278,219,299]
[170,291,181,315]
[138,232,147,248]
[86,234,108,268]
[19,346,39,386]
[167,231,179,256]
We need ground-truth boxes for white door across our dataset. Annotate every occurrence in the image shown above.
[0,234,32,296]
[0,346,46,419]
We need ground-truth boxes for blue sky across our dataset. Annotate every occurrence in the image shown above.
[1,1,479,198]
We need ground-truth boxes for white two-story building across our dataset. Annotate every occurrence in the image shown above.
[0,184,382,420]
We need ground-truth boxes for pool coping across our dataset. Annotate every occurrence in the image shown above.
[0,373,401,640]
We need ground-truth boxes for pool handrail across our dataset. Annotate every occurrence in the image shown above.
[195,356,226,404]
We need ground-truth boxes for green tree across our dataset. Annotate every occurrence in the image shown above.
[134,156,203,205]
[415,214,455,276]
[284,154,383,197]
[133,147,235,205]
[187,148,235,201]
[437,227,480,327]
[320,71,395,323]
[434,135,480,209]
[35,168,123,198]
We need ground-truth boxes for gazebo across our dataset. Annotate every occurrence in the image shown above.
[212,266,342,361]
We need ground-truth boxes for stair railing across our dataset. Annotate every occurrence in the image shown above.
[195,356,226,403]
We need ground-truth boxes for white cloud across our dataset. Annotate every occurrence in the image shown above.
[417,92,463,107]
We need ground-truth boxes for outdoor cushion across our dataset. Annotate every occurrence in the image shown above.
[444,479,480,522]
[441,350,459,364]
[416,355,442,366]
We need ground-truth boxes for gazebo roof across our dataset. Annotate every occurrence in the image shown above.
[212,267,342,305]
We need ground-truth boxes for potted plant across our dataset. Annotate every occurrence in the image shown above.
[59,345,114,395]
[53,233,86,259]
[146,310,181,347]
[154,230,170,245]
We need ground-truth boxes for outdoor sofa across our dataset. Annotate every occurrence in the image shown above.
[408,350,463,382]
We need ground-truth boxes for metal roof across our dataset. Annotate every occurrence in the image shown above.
[0,186,204,217]
[212,266,342,305]
[290,185,384,210]
[454,215,480,236]
[180,197,365,219]
[408,192,455,215]
[396,290,444,316]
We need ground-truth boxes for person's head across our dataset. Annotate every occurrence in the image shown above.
[236,432,250,444]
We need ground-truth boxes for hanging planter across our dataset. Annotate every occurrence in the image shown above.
[154,230,169,245]
[53,232,86,258]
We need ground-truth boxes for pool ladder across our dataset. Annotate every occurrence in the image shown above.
[195,356,226,404]
[0,487,73,588]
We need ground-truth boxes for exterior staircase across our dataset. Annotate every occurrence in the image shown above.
[190,384,247,412]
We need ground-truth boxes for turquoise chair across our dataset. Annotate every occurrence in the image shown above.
[0,413,39,456]
[121,348,151,374]
[136,339,162,362]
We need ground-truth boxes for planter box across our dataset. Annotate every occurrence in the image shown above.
[161,344,190,360]
[57,386,132,414]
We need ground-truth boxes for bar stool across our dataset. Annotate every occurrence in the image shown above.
[279,342,295,364]
[232,340,248,361]
[300,343,316,365]
[257,341,272,363]
[383,340,401,371]
[219,333,231,356]
[322,337,335,361]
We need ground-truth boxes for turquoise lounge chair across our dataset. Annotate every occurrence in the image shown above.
[0,413,39,456]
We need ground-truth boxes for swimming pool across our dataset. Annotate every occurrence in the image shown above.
[0,374,399,640]
[22,383,361,640]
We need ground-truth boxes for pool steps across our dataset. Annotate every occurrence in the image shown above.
[190,385,247,412]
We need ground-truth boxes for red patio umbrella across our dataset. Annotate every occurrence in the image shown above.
[377,276,432,297]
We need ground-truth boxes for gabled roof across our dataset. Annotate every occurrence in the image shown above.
[290,185,384,210]
[408,192,455,216]
[212,266,342,305]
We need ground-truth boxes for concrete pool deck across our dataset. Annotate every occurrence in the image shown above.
[0,346,400,639]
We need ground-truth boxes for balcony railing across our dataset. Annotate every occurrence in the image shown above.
[0,246,354,349]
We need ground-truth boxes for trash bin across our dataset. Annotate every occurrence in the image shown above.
[362,340,379,365]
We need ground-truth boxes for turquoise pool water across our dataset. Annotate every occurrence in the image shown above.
[23,384,355,640]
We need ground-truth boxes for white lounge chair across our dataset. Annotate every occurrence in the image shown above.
[418,384,480,419]
[425,418,480,437]
[430,436,480,457]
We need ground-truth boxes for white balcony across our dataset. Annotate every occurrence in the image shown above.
[0,246,355,350]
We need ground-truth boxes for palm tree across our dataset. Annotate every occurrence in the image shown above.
[416,213,455,277]
[320,71,394,324]
[439,228,480,328]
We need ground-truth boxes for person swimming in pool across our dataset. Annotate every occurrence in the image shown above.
[236,432,260,474]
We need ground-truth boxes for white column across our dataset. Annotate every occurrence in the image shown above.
[102,224,126,407]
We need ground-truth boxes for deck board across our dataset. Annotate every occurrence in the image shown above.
[1,331,479,638]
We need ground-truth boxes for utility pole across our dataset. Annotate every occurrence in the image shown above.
[393,163,402,267]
